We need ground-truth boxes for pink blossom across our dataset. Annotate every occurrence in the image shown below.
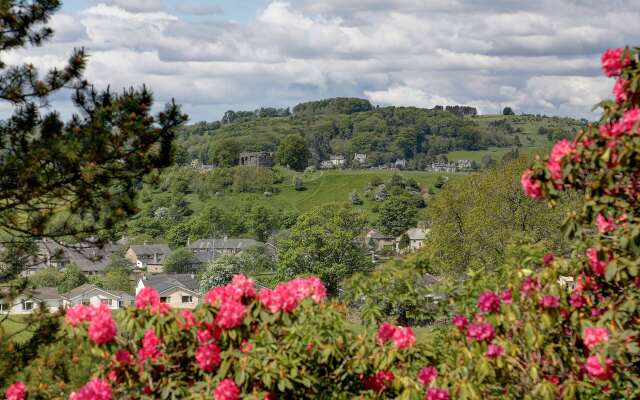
[540,295,560,309]
[65,304,91,327]
[418,367,438,386]
[392,326,416,349]
[230,274,257,299]
[601,48,630,77]
[583,327,609,350]
[376,322,397,344]
[214,379,240,400]
[152,302,171,315]
[195,343,221,372]
[520,169,544,200]
[240,340,253,353]
[89,303,112,319]
[613,79,630,103]
[585,356,613,380]
[215,300,246,330]
[547,139,575,184]
[466,323,495,342]
[5,382,26,400]
[485,343,504,359]
[452,315,468,330]
[115,350,132,366]
[591,308,606,318]
[612,108,640,136]
[135,287,160,309]
[426,388,450,400]
[586,248,607,276]
[177,310,197,330]
[362,370,394,393]
[596,214,617,233]
[478,291,501,313]
[599,123,618,139]
[197,329,214,344]
[546,375,561,385]
[520,277,540,297]
[543,254,554,265]
[499,289,513,304]
[69,379,112,400]
[569,292,585,309]
[137,329,161,362]
[88,312,117,345]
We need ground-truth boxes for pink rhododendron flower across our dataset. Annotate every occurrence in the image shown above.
[499,289,513,304]
[197,329,213,344]
[452,315,468,330]
[613,79,630,103]
[426,387,450,400]
[520,277,540,297]
[135,287,160,309]
[569,292,585,309]
[177,310,197,330]
[520,169,544,200]
[69,379,112,400]
[591,308,606,318]
[466,323,495,342]
[257,277,326,313]
[362,370,394,393]
[485,343,504,359]
[215,300,246,329]
[392,326,416,349]
[601,48,630,77]
[596,214,617,233]
[240,340,253,353]
[195,343,221,372]
[205,286,229,306]
[612,108,640,136]
[65,304,91,327]
[5,382,26,400]
[88,312,117,345]
[583,327,609,350]
[376,322,396,344]
[418,367,437,386]
[478,291,501,313]
[152,302,171,315]
[543,254,554,265]
[547,139,575,184]
[540,295,560,309]
[599,123,617,139]
[586,248,607,276]
[214,378,240,400]
[585,356,613,380]
[138,329,161,362]
[115,350,132,366]
[546,375,560,385]
[230,274,257,299]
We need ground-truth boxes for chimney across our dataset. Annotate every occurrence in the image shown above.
[154,253,158,264]
[190,273,195,279]
[223,235,228,242]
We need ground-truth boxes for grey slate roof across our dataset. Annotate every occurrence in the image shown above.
[62,284,122,300]
[30,287,60,300]
[188,238,260,251]
[366,229,394,240]
[128,244,171,263]
[141,274,200,294]
[35,240,122,273]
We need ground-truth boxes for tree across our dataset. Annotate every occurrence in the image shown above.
[199,255,243,292]
[276,135,309,171]
[398,234,410,251]
[28,268,63,288]
[247,206,276,242]
[237,244,275,274]
[350,191,363,205]
[276,205,371,295]
[97,269,131,292]
[434,176,447,189]
[57,264,87,294]
[165,221,192,248]
[209,138,241,167]
[377,195,419,236]
[163,248,198,274]
[502,106,515,115]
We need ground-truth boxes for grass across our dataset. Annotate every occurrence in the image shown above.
[1,314,33,343]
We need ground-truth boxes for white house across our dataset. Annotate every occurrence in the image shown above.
[136,274,201,309]
[61,284,134,310]
[0,287,62,315]
[353,153,367,164]
[396,228,430,253]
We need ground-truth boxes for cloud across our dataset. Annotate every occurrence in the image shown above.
[3,0,639,121]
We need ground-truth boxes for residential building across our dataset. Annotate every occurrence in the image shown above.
[456,159,473,170]
[397,228,430,253]
[126,243,171,273]
[0,287,62,315]
[239,151,274,168]
[365,229,396,252]
[353,153,367,164]
[136,274,201,309]
[61,284,134,309]
[394,159,407,169]
[320,155,346,169]
[22,240,122,277]
[188,238,261,260]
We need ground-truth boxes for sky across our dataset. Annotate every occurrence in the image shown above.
[4,0,640,122]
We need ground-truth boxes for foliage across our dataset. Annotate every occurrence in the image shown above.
[502,106,515,116]
[276,205,372,295]
[27,268,63,288]
[377,195,419,236]
[199,256,244,292]
[57,264,87,294]
[96,269,132,293]
[163,248,198,274]
[276,135,310,171]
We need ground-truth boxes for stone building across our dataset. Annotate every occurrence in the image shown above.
[239,151,274,168]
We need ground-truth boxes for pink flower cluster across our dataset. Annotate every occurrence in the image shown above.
[547,139,575,184]
[613,79,630,103]
[452,315,468,330]
[601,48,631,77]
[215,300,246,330]
[135,287,171,314]
[5,382,26,400]
[362,370,394,393]
[258,277,327,314]
[214,378,240,400]
[418,367,437,386]
[65,303,117,345]
[485,343,504,359]
[586,248,607,276]
[540,295,560,309]
[195,343,222,372]
[521,169,544,200]
[426,387,450,400]
[520,277,540,297]
[585,356,613,380]
[376,322,416,349]
[69,379,112,400]
[611,108,640,136]
[596,214,617,234]
[138,328,161,362]
[583,327,609,350]
[477,291,501,313]
[466,323,495,342]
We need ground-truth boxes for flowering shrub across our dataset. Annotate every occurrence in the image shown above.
[5,275,434,399]
[429,47,640,398]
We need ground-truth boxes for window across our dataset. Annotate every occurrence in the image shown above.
[160,296,169,303]
[22,302,33,311]
[0,303,8,312]
[101,299,112,306]
[81,300,90,305]
[181,296,193,304]
[118,300,124,308]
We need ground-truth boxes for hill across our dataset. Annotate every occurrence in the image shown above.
[176,98,586,169]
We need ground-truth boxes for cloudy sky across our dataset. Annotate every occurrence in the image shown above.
[5,0,640,121]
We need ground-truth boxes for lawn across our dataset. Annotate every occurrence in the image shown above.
[1,314,34,343]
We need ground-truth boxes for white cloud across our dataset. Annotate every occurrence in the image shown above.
[97,0,165,13]
[365,85,456,108]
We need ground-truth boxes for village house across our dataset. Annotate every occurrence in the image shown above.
[239,151,274,168]
[61,284,134,309]
[428,162,457,172]
[126,243,171,273]
[394,159,407,169]
[365,229,396,252]
[396,228,430,253]
[456,159,473,170]
[320,155,346,169]
[353,153,367,164]
[188,238,261,259]
[0,287,62,315]
[136,274,201,309]
[20,240,122,277]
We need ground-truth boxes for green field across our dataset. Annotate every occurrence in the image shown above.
[1,314,33,343]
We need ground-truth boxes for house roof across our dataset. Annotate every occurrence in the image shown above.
[35,240,122,273]
[62,284,124,300]
[366,229,394,240]
[128,244,171,263]
[404,228,428,240]
[140,274,200,294]
[29,287,61,301]
[188,239,260,251]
